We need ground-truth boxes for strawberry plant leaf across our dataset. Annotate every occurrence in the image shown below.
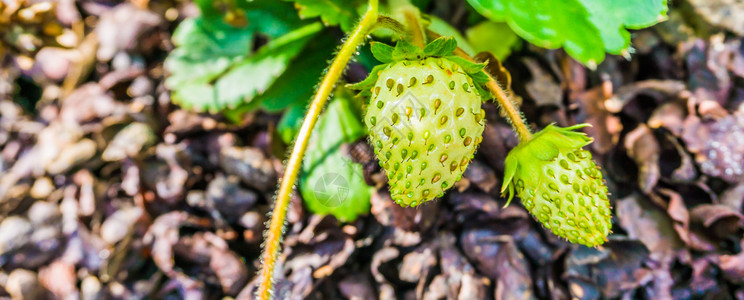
[283,0,366,31]
[165,17,254,93]
[166,1,318,113]
[198,1,307,38]
[300,93,372,222]
[466,21,521,61]
[242,1,311,38]
[223,29,337,122]
[212,23,321,108]
[166,21,322,112]
[466,0,668,66]
[580,0,668,54]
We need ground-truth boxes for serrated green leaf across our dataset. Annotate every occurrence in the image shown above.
[300,94,372,222]
[166,21,322,112]
[370,42,394,63]
[466,0,667,66]
[223,29,337,122]
[283,0,366,31]
[165,17,254,91]
[580,0,668,55]
[466,21,521,61]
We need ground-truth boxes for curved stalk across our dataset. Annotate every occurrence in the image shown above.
[375,16,408,37]
[425,29,533,142]
[256,1,379,299]
[402,8,425,48]
[485,80,533,142]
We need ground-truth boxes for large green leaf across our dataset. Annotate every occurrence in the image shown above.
[466,0,667,67]
[283,0,366,31]
[466,21,521,61]
[580,0,668,54]
[165,21,322,112]
[241,1,310,38]
[196,0,306,37]
[165,17,254,92]
[223,29,337,122]
[299,94,372,222]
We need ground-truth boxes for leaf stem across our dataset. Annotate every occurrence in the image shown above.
[255,1,378,299]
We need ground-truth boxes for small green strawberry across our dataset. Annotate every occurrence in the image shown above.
[350,38,490,207]
[501,124,612,247]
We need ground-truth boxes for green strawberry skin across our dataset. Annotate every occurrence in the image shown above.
[502,124,612,247]
[366,57,485,207]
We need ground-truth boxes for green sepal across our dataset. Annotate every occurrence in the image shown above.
[445,55,491,101]
[423,37,457,57]
[445,55,485,74]
[391,39,425,61]
[500,123,594,202]
[346,64,387,97]
[370,42,394,63]
[351,36,494,101]
[502,153,518,206]
[498,123,610,247]
[528,139,559,161]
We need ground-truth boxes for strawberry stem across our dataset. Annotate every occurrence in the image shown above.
[485,78,533,142]
[375,16,408,37]
[425,29,533,142]
[402,8,425,49]
[256,1,378,299]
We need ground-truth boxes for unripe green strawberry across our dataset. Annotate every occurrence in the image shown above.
[366,57,485,206]
[351,38,490,207]
[501,124,612,247]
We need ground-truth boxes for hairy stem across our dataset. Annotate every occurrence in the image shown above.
[375,16,408,37]
[484,80,533,142]
[256,1,378,299]
[402,8,425,48]
[425,29,533,142]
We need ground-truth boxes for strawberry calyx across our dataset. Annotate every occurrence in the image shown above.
[501,123,594,205]
[349,37,491,100]
[501,123,612,246]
